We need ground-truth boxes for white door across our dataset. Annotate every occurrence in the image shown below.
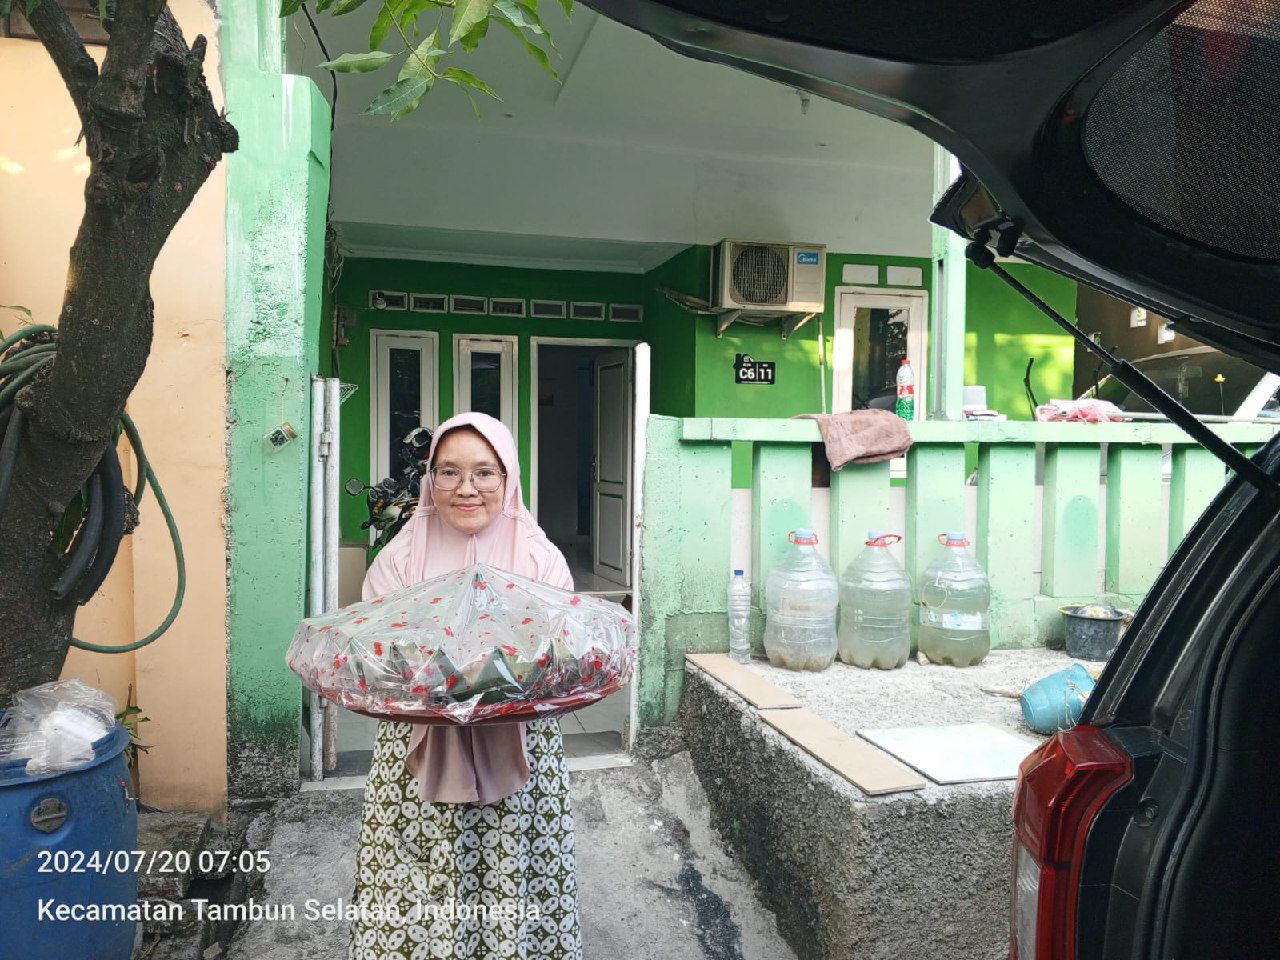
[454,336,518,439]
[592,349,633,586]
[370,330,439,485]
[832,290,929,418]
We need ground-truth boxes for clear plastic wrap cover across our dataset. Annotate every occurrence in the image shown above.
[0,678,118,775]
[287,563,636,724]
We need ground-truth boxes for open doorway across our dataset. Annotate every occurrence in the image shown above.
[531,338,644,757]
[531,339,639,597]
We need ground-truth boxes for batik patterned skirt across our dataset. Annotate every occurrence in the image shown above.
[348,718,583,960]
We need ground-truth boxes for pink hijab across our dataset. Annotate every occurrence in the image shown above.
[361,412,573,804]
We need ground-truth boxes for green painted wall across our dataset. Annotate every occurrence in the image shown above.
[332,258,662,540]
[680,248,933,486]
[642,247,700,419]
[223,0,332,800]
[964,262,1077,420]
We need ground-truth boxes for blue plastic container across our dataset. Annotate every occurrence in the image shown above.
[0,719,138,960]
[1020,664,1096,735]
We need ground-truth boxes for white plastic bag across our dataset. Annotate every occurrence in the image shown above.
[0,679,117,776]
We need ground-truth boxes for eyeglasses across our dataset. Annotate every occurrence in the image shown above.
[430,466,506,492]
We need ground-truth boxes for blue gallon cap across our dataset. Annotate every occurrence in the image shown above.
[733,569,744,576]
[867,529,886,540]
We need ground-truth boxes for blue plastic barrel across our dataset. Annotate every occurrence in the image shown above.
[0,719,138,960]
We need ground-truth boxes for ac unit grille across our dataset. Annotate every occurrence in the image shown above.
[731,244,789,305]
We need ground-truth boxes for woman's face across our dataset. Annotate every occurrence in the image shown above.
[431,427,507,535]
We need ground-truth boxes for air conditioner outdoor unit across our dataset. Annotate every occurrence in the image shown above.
[716,240,826,314]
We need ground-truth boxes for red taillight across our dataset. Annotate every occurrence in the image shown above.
[1009,725,1132,960]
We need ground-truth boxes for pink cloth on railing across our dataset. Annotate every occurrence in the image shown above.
[1034,399,1128,423]
[792,409,913,470]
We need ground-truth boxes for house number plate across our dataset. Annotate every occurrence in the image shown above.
[734,354,776,385]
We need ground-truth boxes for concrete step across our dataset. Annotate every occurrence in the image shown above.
[137,811,215,900]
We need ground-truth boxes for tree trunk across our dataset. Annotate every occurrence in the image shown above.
[0,0,236,710]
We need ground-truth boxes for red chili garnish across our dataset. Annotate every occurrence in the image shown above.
[353,617,369,624]
[506,583,516,589]
[570,596,581,606]
[373,642,383,656]
[391,622,408,628]
[358,679,368,692]
[500,644,517,656]
[445,675,459,690]
[431,598,441,604]
[372,598,385,603]
[520,618,533,625]
[320,625,333,631]
[479,613,490,620]
[444,627,454,637]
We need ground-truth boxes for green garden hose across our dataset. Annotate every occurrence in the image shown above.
[0,326,185,653]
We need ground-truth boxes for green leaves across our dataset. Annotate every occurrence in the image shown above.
[449,0,493,44]
[457,15,489,52]
[495,15,556,78]
[494,0,546,38]
[288,0,570,121]
[442,67,500,100]
[365,76,432,120]
[370,0,435,50]
[318,50,395,72]
[399,31,444,81]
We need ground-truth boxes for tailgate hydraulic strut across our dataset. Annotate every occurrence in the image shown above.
[965,227,1280,506]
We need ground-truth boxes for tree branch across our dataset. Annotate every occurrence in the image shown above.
[24,0,99,125]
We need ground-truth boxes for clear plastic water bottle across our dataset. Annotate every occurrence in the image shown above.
[763,529,838,671]
[895,358,915,420]
[918,532,991,667]
[838,531,912,670]
[727,569,752,664]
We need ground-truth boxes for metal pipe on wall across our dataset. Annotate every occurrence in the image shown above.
[322,378,341,773]
[306,378,326,781]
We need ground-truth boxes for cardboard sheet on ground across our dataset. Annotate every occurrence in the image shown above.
[857,723,1039,784]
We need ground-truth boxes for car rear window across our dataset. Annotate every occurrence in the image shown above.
[1083,1,1280,261]
[1095,351,1270,415]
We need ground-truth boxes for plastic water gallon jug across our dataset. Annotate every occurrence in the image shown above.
[763,529,839,671]
[918,532,991,666]
[838,532,912,670]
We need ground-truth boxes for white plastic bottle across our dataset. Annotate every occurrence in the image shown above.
[727,570,752,664]
[918,532,991,666]
[838,532,913,670]
[763,529,839,671]
[895,358,915,420]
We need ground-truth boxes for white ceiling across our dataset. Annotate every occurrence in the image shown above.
[285,5,935,270]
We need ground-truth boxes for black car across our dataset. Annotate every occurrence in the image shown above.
[581,2,1280,957]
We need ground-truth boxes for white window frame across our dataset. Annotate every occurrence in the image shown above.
[370,329,440,490]
[832,286,930,419]
[453,334,518,439]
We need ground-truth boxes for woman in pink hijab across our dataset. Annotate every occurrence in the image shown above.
[348,412,582,960]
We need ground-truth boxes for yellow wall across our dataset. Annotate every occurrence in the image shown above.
[0,0,229,819]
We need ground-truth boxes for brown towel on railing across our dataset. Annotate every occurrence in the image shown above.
[792,409,913,470]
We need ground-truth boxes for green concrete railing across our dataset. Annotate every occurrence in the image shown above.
[635,415,1277,729]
